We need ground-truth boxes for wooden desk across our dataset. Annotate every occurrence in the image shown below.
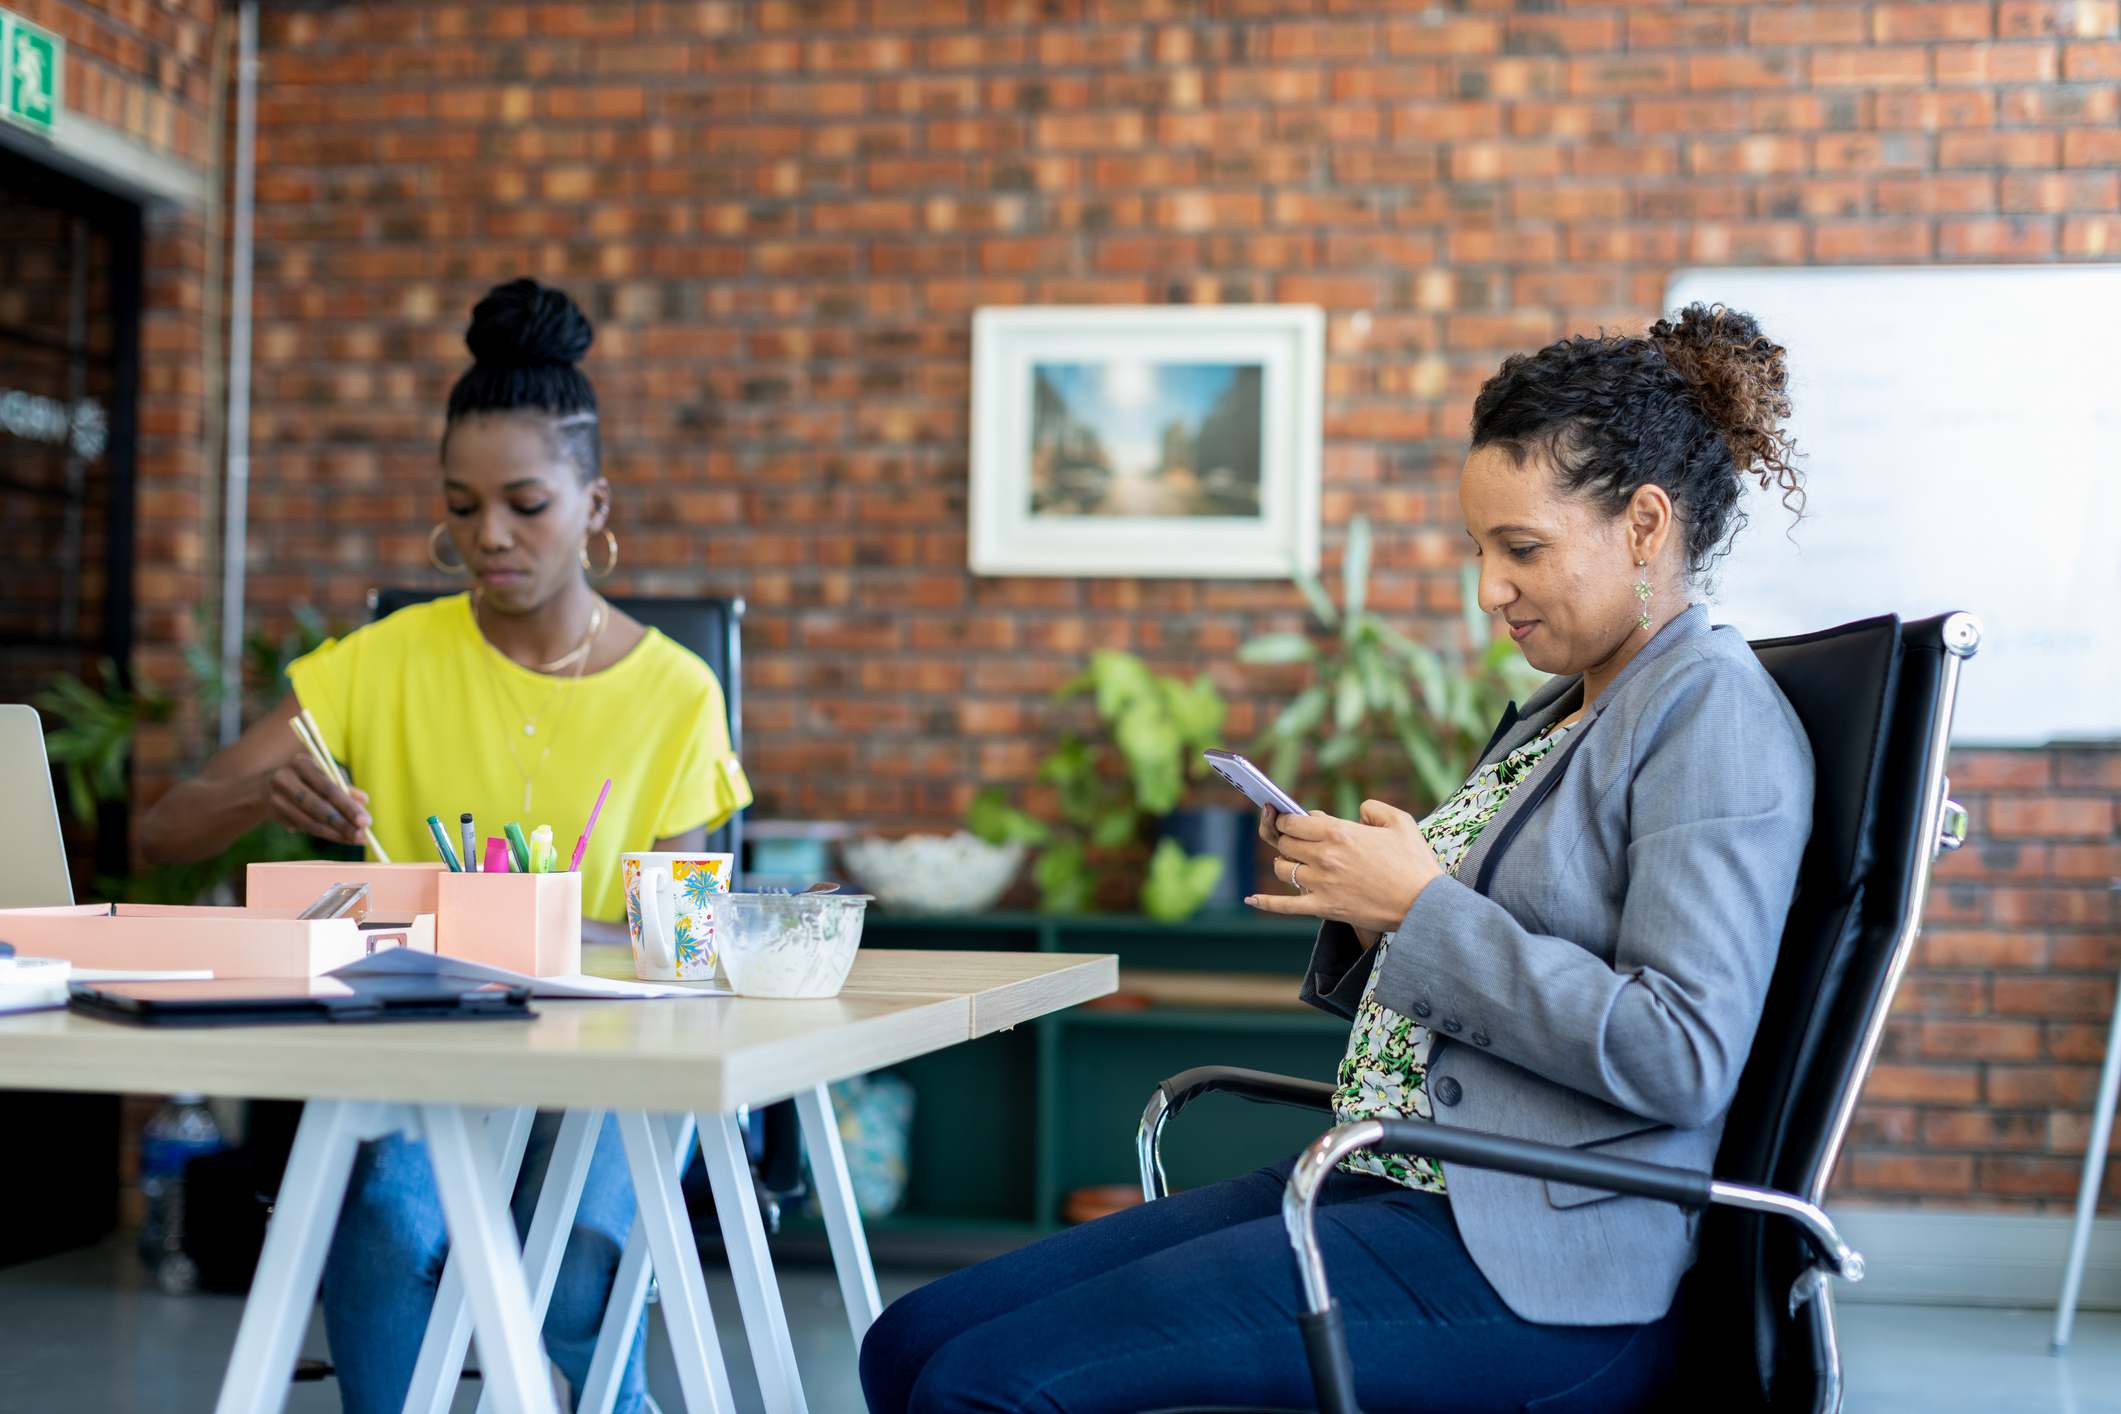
[0,947,1115,1414]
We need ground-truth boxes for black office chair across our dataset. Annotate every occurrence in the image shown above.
[1135,611,1980,1414]
[366,588,748,864]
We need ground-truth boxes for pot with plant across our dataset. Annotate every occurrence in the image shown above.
[1239,516,1546,823]
[967,649,1236,923]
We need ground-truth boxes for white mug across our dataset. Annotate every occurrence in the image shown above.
[621,852,734,982]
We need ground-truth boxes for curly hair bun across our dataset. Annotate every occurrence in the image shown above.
[464,278,594,370]
[1646,303,1797,497]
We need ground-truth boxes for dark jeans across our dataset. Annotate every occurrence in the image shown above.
[861,1159,1679,1414]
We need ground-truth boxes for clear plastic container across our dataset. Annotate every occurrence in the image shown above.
[713,893,871,998]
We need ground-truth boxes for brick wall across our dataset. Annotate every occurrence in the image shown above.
[148,0,2119,1212]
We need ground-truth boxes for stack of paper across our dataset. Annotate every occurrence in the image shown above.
[0,953,71,1014]
[331,949,728,1000]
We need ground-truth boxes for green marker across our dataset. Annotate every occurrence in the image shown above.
[426,815,464,872]
[504,821,532,874]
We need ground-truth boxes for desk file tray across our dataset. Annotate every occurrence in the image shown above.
[0,904,437,978]
[248,861,582,977]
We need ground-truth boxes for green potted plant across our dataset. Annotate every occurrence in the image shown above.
[1240,517,1545,819]
[968,650,1230,923]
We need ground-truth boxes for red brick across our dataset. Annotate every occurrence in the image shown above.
[1689,51,1804,90]
[2064,127,2121,164]
[1814,134,1930,172]
[2002,84,2121,122]
[2056,751,2121,788]
[2066,39,2121,75]
[1923,929,2048,968]
[1876,4,1996,40]
[1986,795,2113,837]
[1385,15,1503,57]
[1875,90,2000,128]
[1812,221,1934,261]
[1982,1155,2096,1198]
[1939,216,2059,258]
[1941,130,2067,167]
[1992,976,2116,1017]
[1987,1065,2106,1104]
[1628,11,1740,48]
[2048,1021,2118,1061]
[1998,1,2121,37]
[1922,1107,2051,1147]
[1570,56,1682,97]
[1743,8,1866,45]
[2063,216,2121,253]
[1864,1063,1983,1104]
[1937,43,2063,82]
[1844,1154,1977,1194]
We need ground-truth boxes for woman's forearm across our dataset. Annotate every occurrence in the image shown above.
[138,770,272,866]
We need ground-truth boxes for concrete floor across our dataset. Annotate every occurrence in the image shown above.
[0,1238,2117,1412]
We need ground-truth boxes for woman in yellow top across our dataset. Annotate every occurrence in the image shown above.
[140,279,746,1414]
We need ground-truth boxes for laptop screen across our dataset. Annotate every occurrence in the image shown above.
[0,704,75,908]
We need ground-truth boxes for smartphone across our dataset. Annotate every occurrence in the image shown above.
[1202,749,1308,816]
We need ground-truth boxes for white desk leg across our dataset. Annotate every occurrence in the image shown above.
[474,1107,606,1414]
[794,1084,882,1346]
[213,1099,377,1414]
[420,1104,559,1414]
[582,1114,698,1414]
[403,1107,538,1414]
[2054,982,2121,1353]
[697,1108,808,1414]
[618,1110,736,1414]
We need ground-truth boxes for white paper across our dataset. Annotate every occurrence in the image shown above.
[333,949,727,1000]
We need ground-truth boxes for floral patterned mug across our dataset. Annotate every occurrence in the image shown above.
[621,851,735,982]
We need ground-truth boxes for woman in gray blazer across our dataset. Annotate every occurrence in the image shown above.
[861,304,1816,1413]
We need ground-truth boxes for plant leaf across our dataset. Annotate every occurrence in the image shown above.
[1333,667,1366,734]
[1341,516,1371,632]
[1264,685,1328,742]
[1140,839,1223,923]
[1294,572,1339,631]
[1237,632,1317,666]
[1090,805,1138,849]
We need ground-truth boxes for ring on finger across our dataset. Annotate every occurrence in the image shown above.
[1290,862,1305,894]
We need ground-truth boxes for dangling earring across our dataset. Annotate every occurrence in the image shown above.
[1634,559,1652,632]
[580,529,619,581]
[428,523,468,576]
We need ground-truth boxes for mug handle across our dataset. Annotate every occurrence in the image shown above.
[638,864,677,968]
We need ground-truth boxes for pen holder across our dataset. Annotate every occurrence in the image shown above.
[247,862,448,930]
[434,869,582,978]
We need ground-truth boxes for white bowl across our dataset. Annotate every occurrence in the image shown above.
[840,832,1025,914]
[714,893,871,999]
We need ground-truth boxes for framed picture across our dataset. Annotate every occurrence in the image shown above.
[969,304,1323,579]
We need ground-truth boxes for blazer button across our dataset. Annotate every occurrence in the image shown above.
[1411,1001,1433,1019]
[1472,1030,1492,1048]
[1442,1019,1463,1035]
[1434,1077,1463,1107]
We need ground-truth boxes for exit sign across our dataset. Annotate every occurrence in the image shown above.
[1,8,62,136]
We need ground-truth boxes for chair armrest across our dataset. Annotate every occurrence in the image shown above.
[1360,1118,1861,1280]
[1137,1066,1335,1201]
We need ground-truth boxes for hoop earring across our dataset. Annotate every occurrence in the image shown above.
[428,523,468,577]
[1633,558,1652,633]
[581,529,618,581]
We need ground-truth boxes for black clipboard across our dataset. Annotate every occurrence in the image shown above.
[68,974,535,1027]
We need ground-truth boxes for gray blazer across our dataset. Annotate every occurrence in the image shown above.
[1301,603,1813,1326]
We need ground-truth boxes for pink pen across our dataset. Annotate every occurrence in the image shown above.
[570,778,613,873]
[484,837,513,873]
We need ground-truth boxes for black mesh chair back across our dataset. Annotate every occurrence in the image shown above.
[1691,612,1972,1409]
[366,589,746,864]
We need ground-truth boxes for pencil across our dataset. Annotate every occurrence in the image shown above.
[288,715,392,862]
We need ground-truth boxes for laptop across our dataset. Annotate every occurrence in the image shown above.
[0,704,75,908]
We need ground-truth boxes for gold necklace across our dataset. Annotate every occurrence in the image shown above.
[476,594,607,812]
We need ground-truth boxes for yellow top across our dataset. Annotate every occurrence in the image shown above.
[287,593,752,922]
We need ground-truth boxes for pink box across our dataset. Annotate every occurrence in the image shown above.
[434,871,581,977]
[246,862,449,935]
[0,903,436,977]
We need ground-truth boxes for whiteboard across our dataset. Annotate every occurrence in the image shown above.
[1665,266,2121,746]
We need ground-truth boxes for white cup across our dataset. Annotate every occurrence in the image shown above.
[621,852,734,982]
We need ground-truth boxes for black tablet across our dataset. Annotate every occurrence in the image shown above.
[68,976,534,1027]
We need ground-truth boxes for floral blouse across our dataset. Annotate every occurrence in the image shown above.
[1331,724,1570,1191]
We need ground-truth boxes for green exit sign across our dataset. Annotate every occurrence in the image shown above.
[1,8,62,136]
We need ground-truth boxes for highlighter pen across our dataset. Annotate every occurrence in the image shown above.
[570,778,612,873]
[460,813,478,872]
[484,837,512,873]
[426,815,464,872]
[504,821,532,874]
[530,825,556,874]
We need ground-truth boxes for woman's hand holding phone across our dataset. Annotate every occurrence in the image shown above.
[1249,800,1443,943]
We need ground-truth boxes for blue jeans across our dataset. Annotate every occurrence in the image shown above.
[320,1112,647,1414]
[861,1158,1680,1413]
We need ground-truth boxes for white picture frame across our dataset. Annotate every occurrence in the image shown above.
[969,304,1323,579]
